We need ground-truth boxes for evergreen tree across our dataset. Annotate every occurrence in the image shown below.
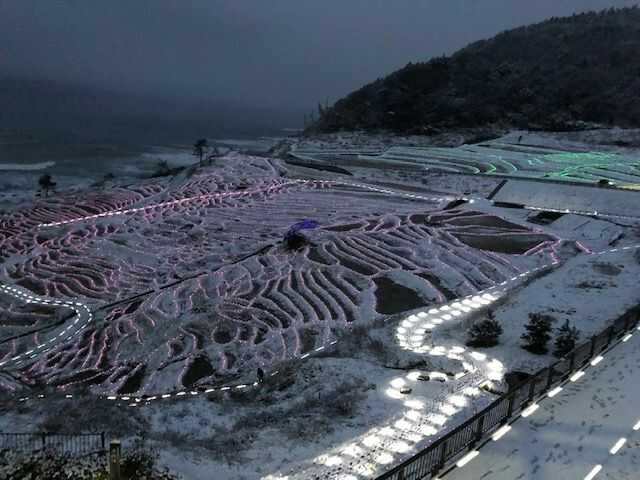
[38,174,56,198]
[521,313,553,354]
[467,314,503,348]
[553,320,580,357]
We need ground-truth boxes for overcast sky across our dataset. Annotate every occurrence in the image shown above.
[1,0,638,112]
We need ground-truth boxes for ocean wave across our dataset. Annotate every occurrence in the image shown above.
[0,161,56,171]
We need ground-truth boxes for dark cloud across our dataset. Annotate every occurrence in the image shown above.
[1,0,637,112]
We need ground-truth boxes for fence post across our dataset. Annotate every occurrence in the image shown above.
[109,440,121,480]
[545,365,555,390]
[527,377,536,404]
[607,325,615,344]
[589,336,597,358]
[433,439,447,475]
[506,392,515,418]
[101,432,105,451]
[474,415,485,443]
[566,351,575,379]
[41,432,46,451]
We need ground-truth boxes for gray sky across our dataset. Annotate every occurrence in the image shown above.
[1,0,638,111]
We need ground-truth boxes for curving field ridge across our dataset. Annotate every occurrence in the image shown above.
[0,154,561,399]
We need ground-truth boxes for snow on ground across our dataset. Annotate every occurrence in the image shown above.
[446,321,640,480]
[346,167,503,199]
[494,180,640,219]
[212,137,283,155]
[433,244,640,378]
[1,130,639,480]
[502,128,640,150]
[1,153,551,397]
[295,129,640,188]
[0,149,198,215]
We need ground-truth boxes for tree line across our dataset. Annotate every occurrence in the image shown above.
[467,310,580,358]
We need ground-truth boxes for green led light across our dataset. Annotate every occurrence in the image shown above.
[542,152,619,164]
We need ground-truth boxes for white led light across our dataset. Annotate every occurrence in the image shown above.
[492,424,511,441]
[404,399,425,409]
[440,403,457,416]
[394,419,413,431]
[610,437,626,455]
[570,371,585,382]
[386,388,403,399]
[389,441,411,453]
[456,450,479,467]
[470,351,486,361]
[405,410,421,421]
[321,456,343,466]
[390,378,406,389]
[462,386,481,396]
[428,414,447,426]
[584,465,602,480]
[362,435,381,448]
[448,395,467,407]
[547,387,563,398]
[521,403,539,417]
[375,452,394,465]
[342,443,364,458]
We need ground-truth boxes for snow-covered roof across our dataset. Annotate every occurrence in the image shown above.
[493,180,640,219]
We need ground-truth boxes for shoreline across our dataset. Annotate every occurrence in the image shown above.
[0,160,56,171]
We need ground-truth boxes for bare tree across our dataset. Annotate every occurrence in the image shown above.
[193,138,208,165]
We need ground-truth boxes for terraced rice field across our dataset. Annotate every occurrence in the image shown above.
[0,154,561,398]
[295,141,640,186]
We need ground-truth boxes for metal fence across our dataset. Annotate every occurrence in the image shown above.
[376,305,640,480]
[0,432,106,456]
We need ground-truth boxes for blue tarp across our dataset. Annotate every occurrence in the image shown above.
[286,219,319,237]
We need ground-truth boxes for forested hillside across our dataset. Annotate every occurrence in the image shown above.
[311,7,640,134]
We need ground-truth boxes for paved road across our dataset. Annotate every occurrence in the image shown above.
[446,323,640,480]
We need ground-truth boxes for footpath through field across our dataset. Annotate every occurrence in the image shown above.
[445,323,640,480]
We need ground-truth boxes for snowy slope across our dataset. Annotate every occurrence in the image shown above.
[446,324,640,480]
